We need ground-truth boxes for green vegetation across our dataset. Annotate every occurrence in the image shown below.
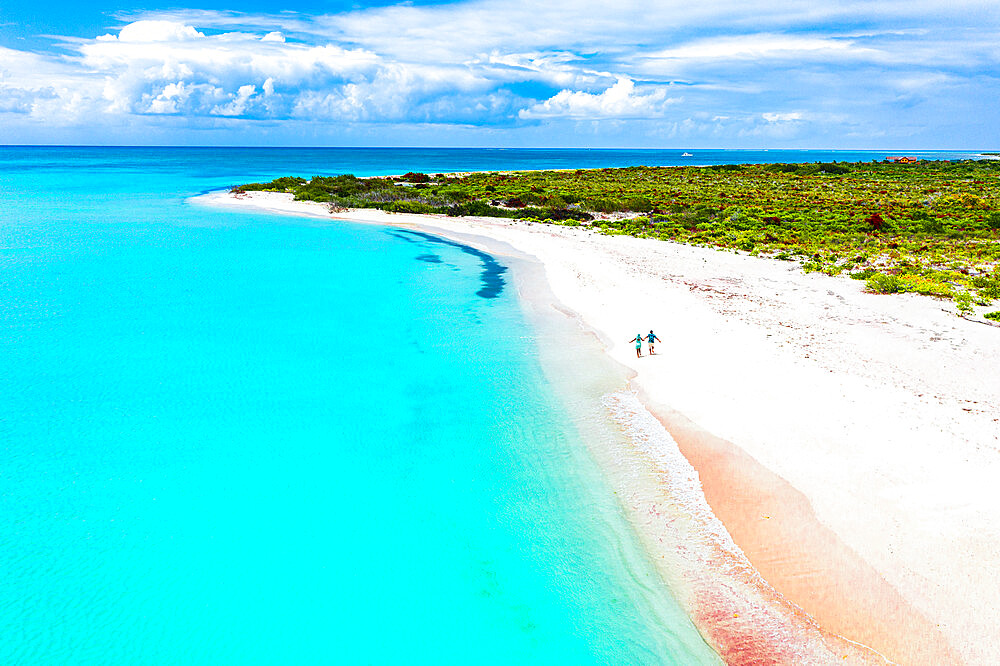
[985,311,1000,321]
[235,160,1000,314]
[234,173,592,223]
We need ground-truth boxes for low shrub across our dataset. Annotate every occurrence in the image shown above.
[920,217,945,234]
[447,200,513,218]
[237,176,307,192]
[818,162,850,175]
[802,261,823,273]
[293,187,333,202]
[971,275,1000,299]
[583,197,623,213]
[955,291,974,314]
[865,272,902,293]
[864,212,886,232]
[984,311,1000,321]
[896,275,953,298]
[383,200,439,214]
[625,196,654,213]
[401,172,431,183]
[517,206,592,222]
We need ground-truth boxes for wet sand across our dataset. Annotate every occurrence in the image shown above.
[648,399,960,664]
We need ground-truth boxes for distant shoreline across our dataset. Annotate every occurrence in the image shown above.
[232,161,1000,324]
[196,189,1000,664]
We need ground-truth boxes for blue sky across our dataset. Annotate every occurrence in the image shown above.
[1,0,998,147]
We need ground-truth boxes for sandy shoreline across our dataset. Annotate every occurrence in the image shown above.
[197,190,1000,664]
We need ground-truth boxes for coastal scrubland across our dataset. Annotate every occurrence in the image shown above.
[235,161,1000,315]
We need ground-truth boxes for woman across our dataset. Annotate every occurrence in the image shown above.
[629,332,645,358]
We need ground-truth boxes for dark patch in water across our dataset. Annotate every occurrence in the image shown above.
[387,231,418,244]
[388,230,507,299]
[415,253,443,263]
[194,187,231,197]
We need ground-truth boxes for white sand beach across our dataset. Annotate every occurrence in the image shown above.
[199,190,1000,665]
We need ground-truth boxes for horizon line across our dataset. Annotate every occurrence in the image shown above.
[0,144,993,152]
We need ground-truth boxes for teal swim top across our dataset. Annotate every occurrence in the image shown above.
[635,335,643,348]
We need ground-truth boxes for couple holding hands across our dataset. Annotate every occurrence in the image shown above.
[629,330,660,358]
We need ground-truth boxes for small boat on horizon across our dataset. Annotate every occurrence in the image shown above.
[681,152,693,157]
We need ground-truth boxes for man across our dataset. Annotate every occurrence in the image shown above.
[647,330,661,354]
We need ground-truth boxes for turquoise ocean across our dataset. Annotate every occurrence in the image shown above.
[0,147,982,664]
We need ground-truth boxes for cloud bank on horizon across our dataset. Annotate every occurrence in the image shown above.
[1,0,998,147]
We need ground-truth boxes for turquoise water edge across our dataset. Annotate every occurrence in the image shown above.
[0,147,983,664]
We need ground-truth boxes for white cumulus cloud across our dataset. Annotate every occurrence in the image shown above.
[98,20,205,42]
[762,111,803,122]
[519,78,680,119]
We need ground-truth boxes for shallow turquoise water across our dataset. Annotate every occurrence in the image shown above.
[0,149,722,664]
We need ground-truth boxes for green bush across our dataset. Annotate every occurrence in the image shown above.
[625,196,653,213]
[448,200,512,218]
[401,172,431,183]
[237,176,307,192]
[308,174,364,196]
[920,217,945,233]
[984,311,1000,321]
[293,187,333,202]
[818,162,850,175]
[971,275,1000,299]
[383,200,438,214]
[896,275,953,297]
[583,197,623,213]
[802,260,823,272]
[955,291,974,314]
[865,272,902,293]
